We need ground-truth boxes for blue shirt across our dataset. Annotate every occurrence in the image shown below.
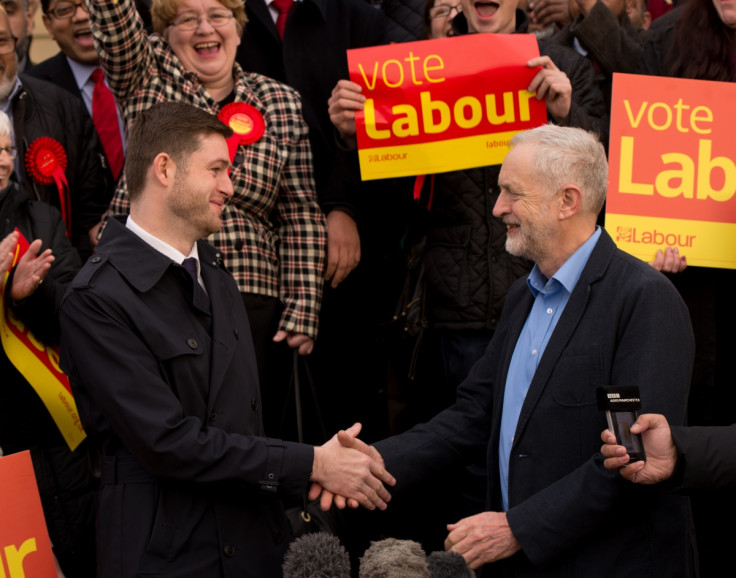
[499,226,601,511]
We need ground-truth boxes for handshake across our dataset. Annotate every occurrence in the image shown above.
[310,423,393,511]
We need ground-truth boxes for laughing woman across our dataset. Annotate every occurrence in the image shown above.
[88,0,326,415]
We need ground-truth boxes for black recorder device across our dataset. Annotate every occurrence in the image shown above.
[596,386,646,464]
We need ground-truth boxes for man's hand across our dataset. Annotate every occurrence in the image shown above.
[445,511,521,570]
[0,230,18,273]
[649,247,687,274]
[527,56,573,124]
[88,220,104,250]
[528,0,572,28]
[325,210,361,288]
[11,238,54,302]
[273,331,315,356]
[311,422,395,511]
[328,80,365,147]
[600,413,677,484]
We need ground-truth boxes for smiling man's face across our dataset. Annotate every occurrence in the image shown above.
[42,0,98,64]
[460,0,518,33]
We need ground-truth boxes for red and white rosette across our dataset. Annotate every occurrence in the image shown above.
[25,137,71,238]
[217,103,265,163]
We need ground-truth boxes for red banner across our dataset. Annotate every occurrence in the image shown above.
[0,451,56,577]
[347,34,547,180]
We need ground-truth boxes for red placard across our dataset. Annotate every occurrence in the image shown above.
[347,34,547,180]
[0,451,56,577]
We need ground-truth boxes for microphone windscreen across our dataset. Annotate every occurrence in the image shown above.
[359,538,429,578]
[427,550,475,577]
[282,532,351,578]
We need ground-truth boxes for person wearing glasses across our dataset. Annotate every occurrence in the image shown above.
[28,0,130,188]
[424,0,461,38]
[0,4,112,260]
[88,0,327,406]
[0,109,96,578]
[0,0,34,71]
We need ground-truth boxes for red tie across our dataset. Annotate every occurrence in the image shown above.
[91,68,124,180]
[273,0,294,39]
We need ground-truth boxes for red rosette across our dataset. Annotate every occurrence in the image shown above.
[25,136,68,185]
[25,137,72,237]
[218,102,266,163]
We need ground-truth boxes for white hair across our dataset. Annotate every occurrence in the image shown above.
[509,124,608,216]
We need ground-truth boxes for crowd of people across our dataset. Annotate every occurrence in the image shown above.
[0,0,733,576]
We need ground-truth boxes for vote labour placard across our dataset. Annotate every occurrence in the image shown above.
[347,34,547,180]
[607,73,736,269]
[0,451,56,578]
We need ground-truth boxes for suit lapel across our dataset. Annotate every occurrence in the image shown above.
[248,0,281,42]
[510,232,616,444]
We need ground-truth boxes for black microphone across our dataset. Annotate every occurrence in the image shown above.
[427,550,475,577]
[359,538,429,577]
[282,532,351,578]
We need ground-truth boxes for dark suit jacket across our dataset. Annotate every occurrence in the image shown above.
[27,53,120,188]
[236,0,386,216]
[672,425,736,489]
[376,230,696,577]
[26,52,80,97]
[59,218,314,578]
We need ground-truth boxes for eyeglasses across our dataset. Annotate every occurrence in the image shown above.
[0,35,16,55]
[0,146,17,159]
[169,10,235,31]
[429,3,462,18]
[46,1,89,20]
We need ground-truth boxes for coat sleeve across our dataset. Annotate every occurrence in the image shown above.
[672,425,736,489]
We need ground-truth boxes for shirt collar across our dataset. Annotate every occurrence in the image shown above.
[0,76,23,115]
[126,215,200,266]
[67,56,100,90]
[527,226,602,297]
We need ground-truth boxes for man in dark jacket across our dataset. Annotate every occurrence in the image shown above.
[328,0,607,550]
[0,4,113,260]
[58,102,395,578]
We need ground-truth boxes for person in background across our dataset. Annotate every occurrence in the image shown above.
[0,4,112,259]
[1,0,33,70]
[424,0,461,38]
[0,109,96,577]
[28,0,127,186]
[89,0,327,397]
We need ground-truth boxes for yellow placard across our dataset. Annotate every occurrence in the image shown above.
[607,73,736,269]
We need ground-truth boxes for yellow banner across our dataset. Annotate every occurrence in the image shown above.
[0,232,86,451]
[606,214,736,268]
[357,130,523,180]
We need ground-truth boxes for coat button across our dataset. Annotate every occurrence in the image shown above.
[223,543,236,557]
[186,338,198,349]
[209,410,217,423]
[251,398,259,411]
[91,255,101,263]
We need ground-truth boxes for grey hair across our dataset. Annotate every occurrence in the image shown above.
[0,110,13,140]
[509,124,608,217]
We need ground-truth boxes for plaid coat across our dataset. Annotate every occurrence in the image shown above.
[90,0,326,337]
